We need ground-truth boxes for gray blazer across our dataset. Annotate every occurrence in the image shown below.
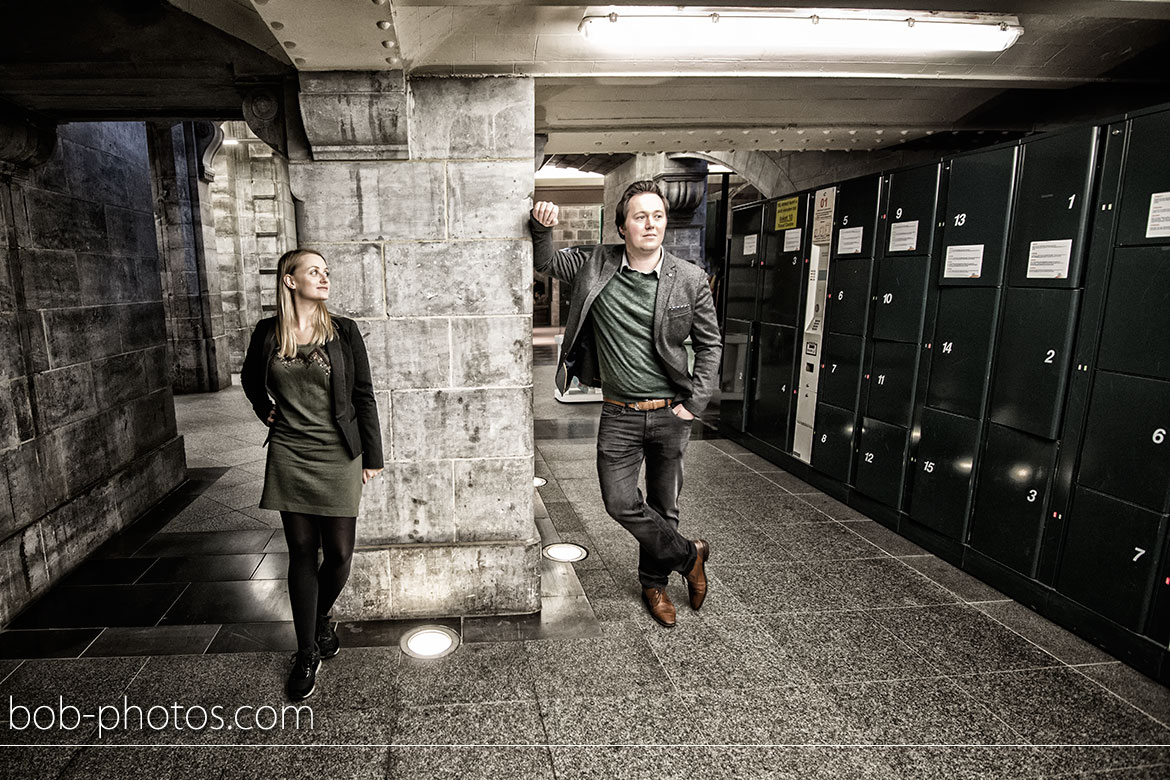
[531,218,722,417]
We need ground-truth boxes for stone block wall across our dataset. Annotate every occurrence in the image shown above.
[289,74,539,619]
[148,122,231,393]
[549,204,602,249]
[0,122,186,626]
[209,121,295,370]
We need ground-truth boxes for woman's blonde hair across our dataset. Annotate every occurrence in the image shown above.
[275,248,336,358]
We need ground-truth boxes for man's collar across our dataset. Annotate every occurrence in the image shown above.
[620,248,664,277]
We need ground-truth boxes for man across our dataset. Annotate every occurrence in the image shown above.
[530,180,723,627]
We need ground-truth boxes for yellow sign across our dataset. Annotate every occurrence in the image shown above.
[774,197,800,231]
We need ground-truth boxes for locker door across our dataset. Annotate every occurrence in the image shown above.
[864,340,918,428]
[1097,245,1170,381]
[1116,109,1170,247]
[988,287,1080,440]
[926,287,999,418]
[825,257,874,336]
[872,255,931,343]
[1006,127,1097,288]
[855,417,909,509]
[812,402,856,483]
[832,175,881,261]
[760,233,806,326]
[1077,371,1170,514]
[883,163,941,258]
[909,408,981,540]
[969,423,1057,576]
[727,204,763,320]
[719,318,753,432]
[748,323,798,452]
[939,145,1017,287]
[1056,487,1164,632]
[817,333,864,412]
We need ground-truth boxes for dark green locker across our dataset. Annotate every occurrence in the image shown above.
[719,318,753,433]
[831,175,882,261]
[855,417,908,509]
[1077,370,1170,514]
[818,333,864,412]
[1116,109,1170,247]
[872,255,931,343]
[759,195,809,326]
[726,203,763,321]
[969,423,1057,576]
[988,287,1081,440]
[812,402,856,483]
[825,257,874,336]
[909,408,982,540]
[1006,127,1097,288]
[1056,487,1165,632]
[1097,245,1170,381]
[864,340,918,428]
[939,145,1017,287]
[748,323,798,453]
[926,287,999,419]
[883,164,941,258]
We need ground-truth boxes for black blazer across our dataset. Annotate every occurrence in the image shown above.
[241,315,384,469]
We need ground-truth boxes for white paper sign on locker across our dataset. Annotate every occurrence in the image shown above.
[1027,238,1073,279]
[743,234,758,256]
[943,244,985,279]
[1146,191,1170,239]
[784,228,802,252]
[888,220,919,252]
[837,226,864,255]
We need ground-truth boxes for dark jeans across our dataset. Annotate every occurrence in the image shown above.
[596,403,698,589]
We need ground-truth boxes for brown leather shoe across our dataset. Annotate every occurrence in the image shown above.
[641,586,676,627]
[684,539,710,610]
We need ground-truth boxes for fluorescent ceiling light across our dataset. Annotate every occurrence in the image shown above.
[579,7,1023,54]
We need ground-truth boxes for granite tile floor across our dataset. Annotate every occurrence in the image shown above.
[0,362,1167,778]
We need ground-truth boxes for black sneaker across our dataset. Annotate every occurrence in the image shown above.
[316,614,340,659]
[286,649,320,701]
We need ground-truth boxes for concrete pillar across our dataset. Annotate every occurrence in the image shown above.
[147,120,232,393]
[210,121,296,369]
[289,72,538,619]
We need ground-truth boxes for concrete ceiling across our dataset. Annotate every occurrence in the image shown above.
[3,1,1170,156]
[220,1,1170,153]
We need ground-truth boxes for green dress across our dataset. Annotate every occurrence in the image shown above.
[259,343,362,516]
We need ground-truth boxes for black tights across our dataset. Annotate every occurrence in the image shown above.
[281,512,357,654]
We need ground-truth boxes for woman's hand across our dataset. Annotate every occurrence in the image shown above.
[672,405,695,421]
[362,468,383,485]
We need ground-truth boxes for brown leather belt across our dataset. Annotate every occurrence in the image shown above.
[603,398,674,411]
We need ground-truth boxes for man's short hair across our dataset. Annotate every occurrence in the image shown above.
[615,180,669,236]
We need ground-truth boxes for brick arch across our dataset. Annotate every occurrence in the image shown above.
[670,150,795,199]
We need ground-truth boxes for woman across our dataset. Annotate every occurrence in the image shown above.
[241,248,383,702]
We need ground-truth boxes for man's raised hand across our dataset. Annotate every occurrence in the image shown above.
[532,201,559,227]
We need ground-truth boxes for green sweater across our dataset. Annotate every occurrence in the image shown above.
[590,265,676,402]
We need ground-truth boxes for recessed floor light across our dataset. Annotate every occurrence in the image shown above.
[543,542,588,563]
[533,477,547,487]
[400,626,460,659]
